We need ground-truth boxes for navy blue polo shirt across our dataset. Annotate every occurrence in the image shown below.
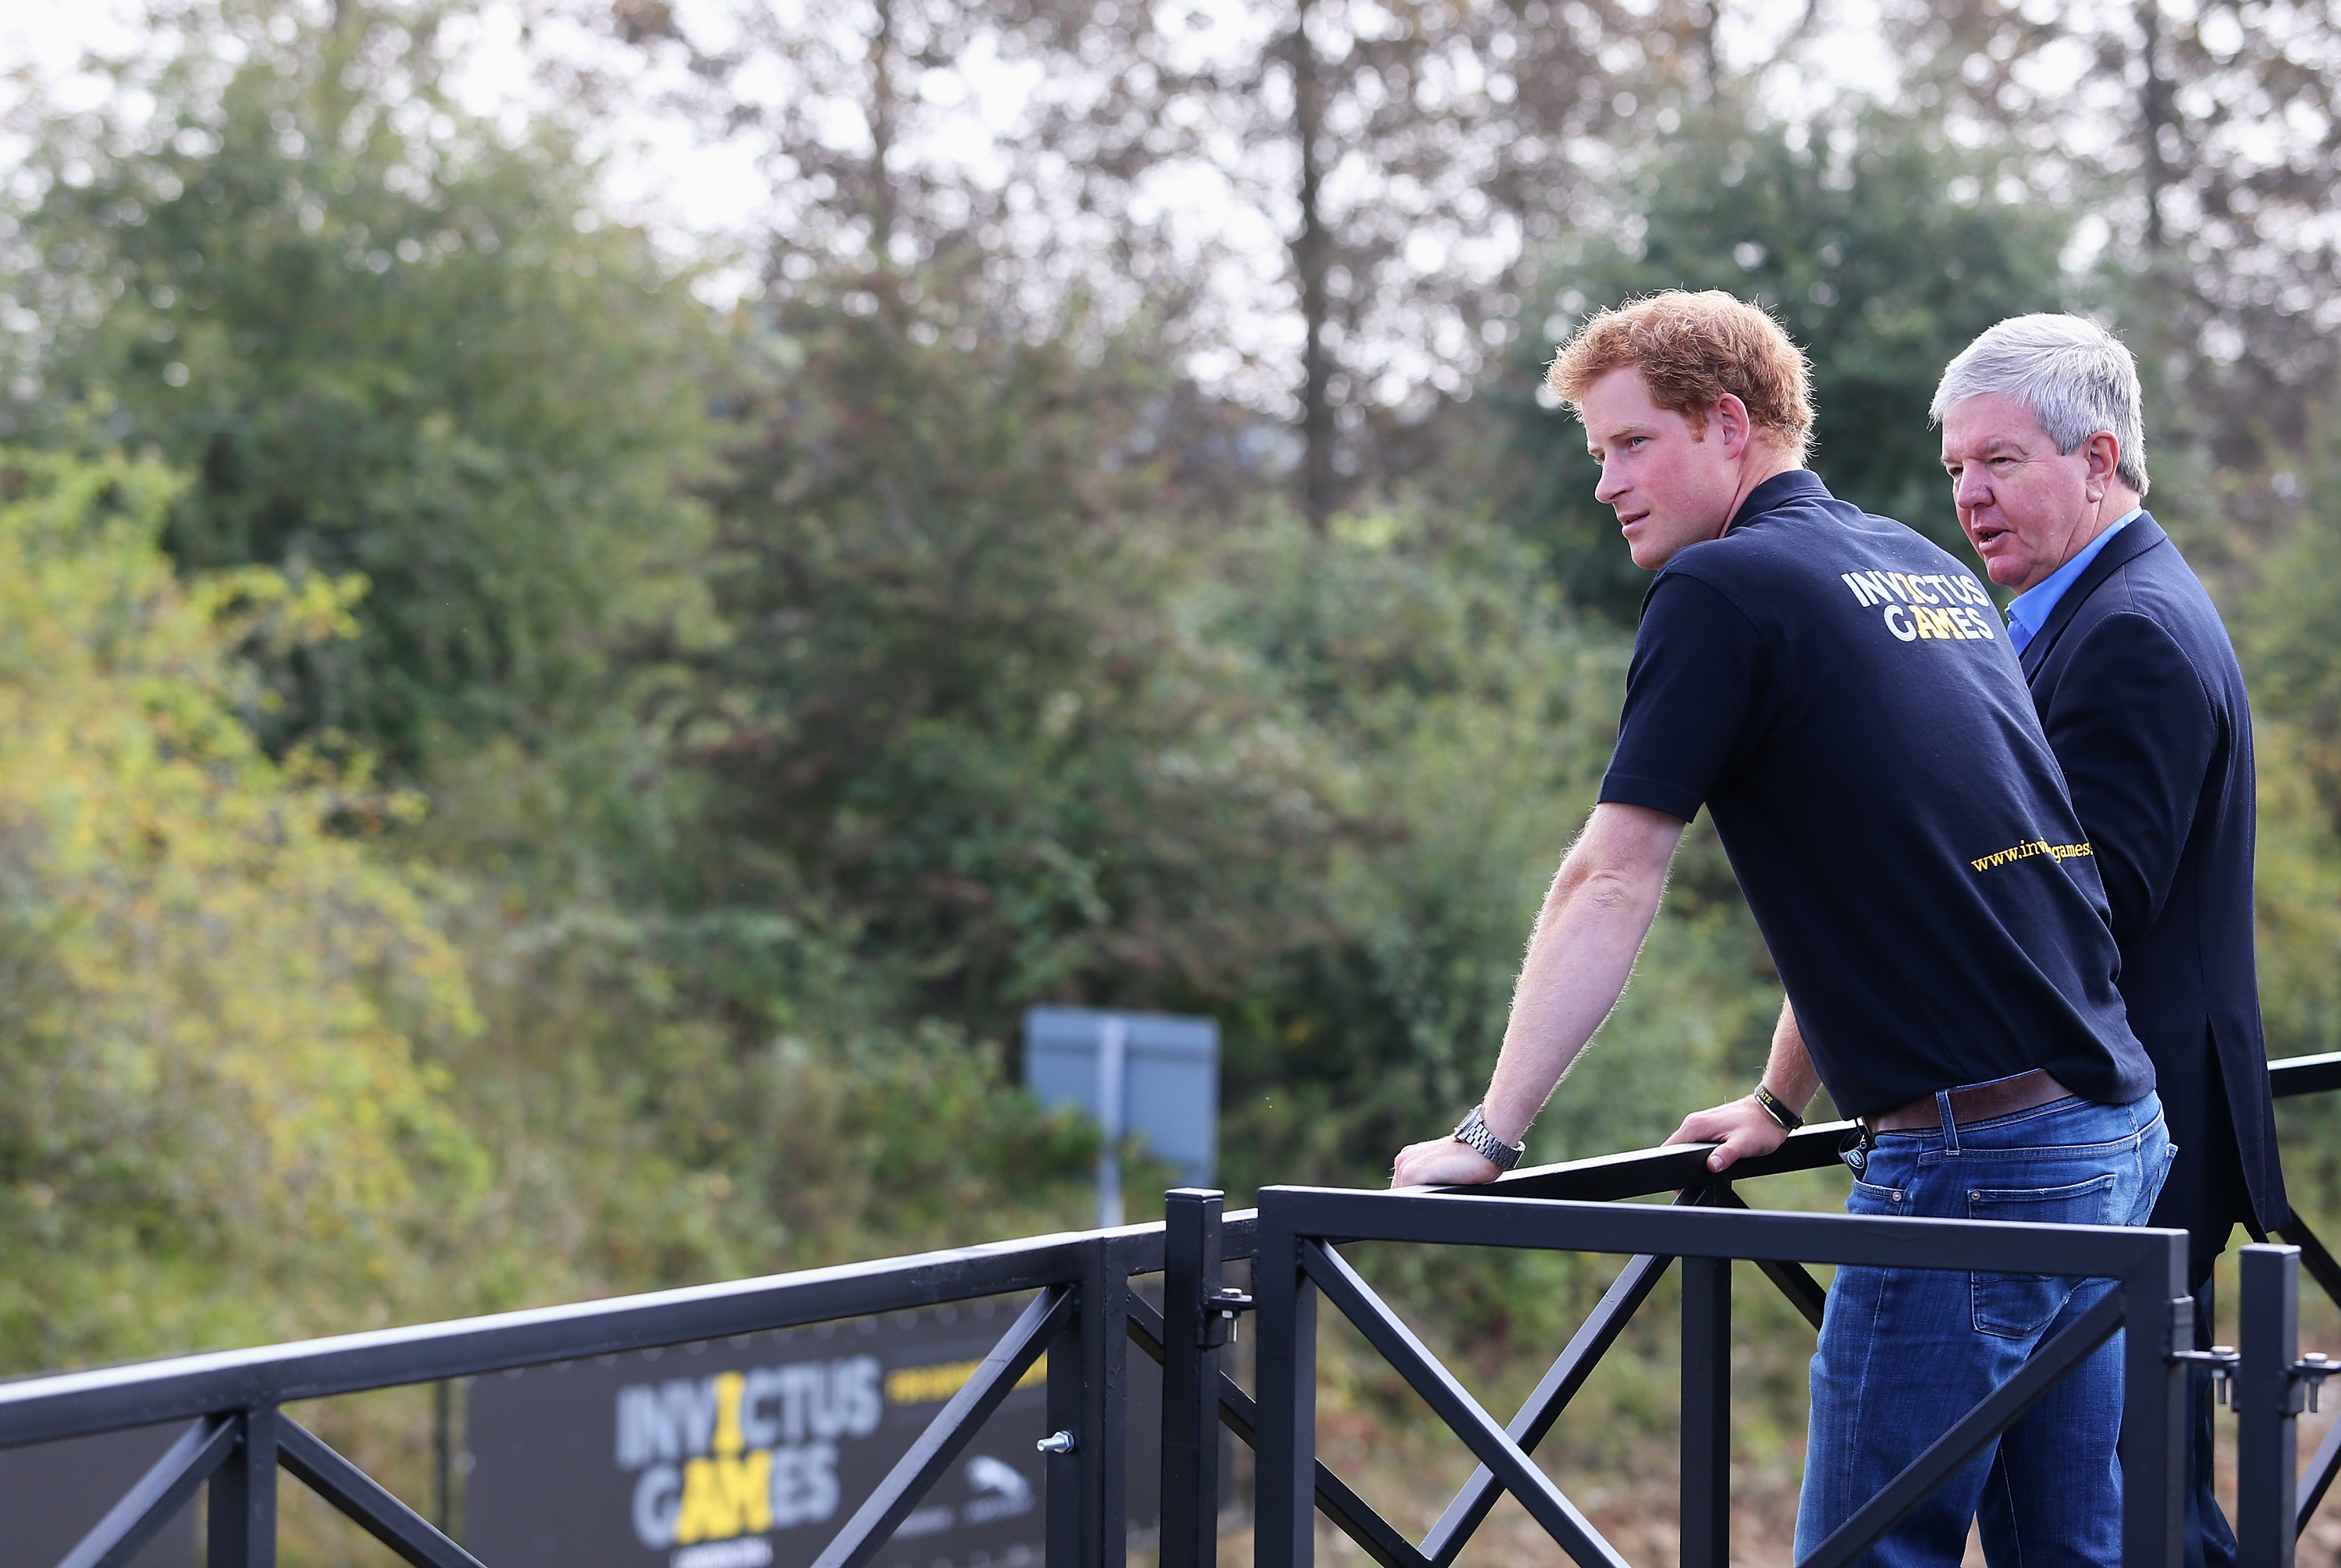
[1598,470,2154,1118]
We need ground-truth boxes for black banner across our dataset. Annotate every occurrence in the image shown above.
[465,1294,1162,1568]
[0,1422,197,1566]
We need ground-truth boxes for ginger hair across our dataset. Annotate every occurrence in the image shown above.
[1545,290,1814,457]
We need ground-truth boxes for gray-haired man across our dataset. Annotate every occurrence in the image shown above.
[1938,314,2284,1568]
[1675,315,2284,1566]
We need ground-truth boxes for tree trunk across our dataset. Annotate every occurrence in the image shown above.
[1290,0,1335,530]
[869,0,899,262]
[2137,0,2172,253]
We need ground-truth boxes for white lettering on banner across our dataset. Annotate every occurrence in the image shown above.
[769,1441,840,1528]
[672,1538,776,1568]
[634,1464,684,1548]
[617,1379,722,1467]
[894,1506,957,1540]
[616,1357,878,1549]
[964,1455,1037,1524]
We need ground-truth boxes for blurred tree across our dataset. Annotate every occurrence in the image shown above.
[615,0,1736,528]
[1888,0,2341,471]
[1197,508,1780,1190]
[1,0,718,770]
[2243,434,2341,817]
[1484,109,2072,624]
[0,445,486,1369]
[668,260,1345,1027]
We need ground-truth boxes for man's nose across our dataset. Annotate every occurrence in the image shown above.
[1595,462,1625,505]
[1952,470,1991,513]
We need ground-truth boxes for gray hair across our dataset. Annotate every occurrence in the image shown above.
[1930,314,2149,497]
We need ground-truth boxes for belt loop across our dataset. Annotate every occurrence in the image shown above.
[1935,1089,1960,1155]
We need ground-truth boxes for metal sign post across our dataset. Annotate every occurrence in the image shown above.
[1097,1017,1128,1229]
[1022,1009,1219,1227]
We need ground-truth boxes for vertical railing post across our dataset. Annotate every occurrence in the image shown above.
[208,1405,279,1568]
[2122,1231,2190,1568]
[1162,1188,1225,1568]
[1680,1249,1731,1568]
[2237,1243,2303,1568]
[1253,1190,1317,1568]
[1085,1235,1132,1568]
[1046,1279,1086,1568]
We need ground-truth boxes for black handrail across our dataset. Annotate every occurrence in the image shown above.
[8,1050,2341,1567]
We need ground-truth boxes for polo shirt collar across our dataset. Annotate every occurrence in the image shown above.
[1727,468,1829,530]
[2003,507,2142,653]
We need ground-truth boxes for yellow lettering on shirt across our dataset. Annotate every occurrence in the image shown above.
[1970,839,2094,872]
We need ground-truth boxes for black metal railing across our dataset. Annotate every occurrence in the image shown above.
[9,1049,2341,1568]
[1248,1181,2188,1568]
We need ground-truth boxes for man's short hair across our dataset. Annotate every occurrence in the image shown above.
[1545,289,1815,457]
[1930,314,2150,496]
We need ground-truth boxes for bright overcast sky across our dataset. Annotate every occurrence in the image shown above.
[2,0,1903,250]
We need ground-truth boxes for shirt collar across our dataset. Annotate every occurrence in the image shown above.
[2003,508,2142,653]
[1729,468,1828,527]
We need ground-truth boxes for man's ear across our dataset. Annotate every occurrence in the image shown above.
[1713,394,1753,459]
[2083,431,2122,498]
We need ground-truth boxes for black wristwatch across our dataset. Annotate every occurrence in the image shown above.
[1451,1105,1526,1171]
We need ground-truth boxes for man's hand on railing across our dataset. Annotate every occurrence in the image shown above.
[1391,1137,1501,1187]
[1667,1096,1789,1175]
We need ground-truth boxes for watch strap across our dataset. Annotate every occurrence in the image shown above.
[1753,1082,1805,1132]
[1451,1105,1526,1171]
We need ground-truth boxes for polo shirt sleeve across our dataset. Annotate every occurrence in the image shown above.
[1598,572,1766,822]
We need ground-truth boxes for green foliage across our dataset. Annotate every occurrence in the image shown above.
[680,268,1340,1023]
[1198,510,1778,1193]
[2238,441,2341,1064]
[0,33,2334,1547]
[1492,110,2072,623]
[5,0,718,766]
[0,445,485,1364]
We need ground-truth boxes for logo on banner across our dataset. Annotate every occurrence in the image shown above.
[618,1357,881,1555]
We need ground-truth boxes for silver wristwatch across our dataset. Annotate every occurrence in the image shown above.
[1451,1105,1526,1171]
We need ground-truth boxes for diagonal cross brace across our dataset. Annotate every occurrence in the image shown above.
[2275,1217,2341,1318]
[1420,1246,1673,1566]
[1796,1291,2124,1568]
[1708,1187,1829,1329]
[57,1415,237,1568]
[278,1417,485,1568]
[1423,1185,1746,1566]
[812,1285,1071,1568]
[1124,1293,1429,1568]
[1301,1240,1630,1568]
[2301,1414,2341,1535]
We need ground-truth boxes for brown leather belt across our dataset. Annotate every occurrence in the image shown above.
[1863,1069,2075,1134]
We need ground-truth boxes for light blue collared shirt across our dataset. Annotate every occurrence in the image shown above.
[2002,507,2142,654]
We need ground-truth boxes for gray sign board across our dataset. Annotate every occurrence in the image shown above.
[464,1296,1161,1568]
[1021,1009,1217,1188]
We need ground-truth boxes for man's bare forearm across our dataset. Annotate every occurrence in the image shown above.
[1478,804,1686,1144]
[1760,1002,1823,1116]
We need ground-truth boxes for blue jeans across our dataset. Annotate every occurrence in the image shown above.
[1795,1091,2172,1568]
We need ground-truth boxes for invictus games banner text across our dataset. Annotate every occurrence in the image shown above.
[464,1295,1163,1568]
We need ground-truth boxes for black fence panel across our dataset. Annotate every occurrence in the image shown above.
[5,1050,2341,1566]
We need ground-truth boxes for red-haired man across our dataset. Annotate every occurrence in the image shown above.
[1391,291,2166,1566]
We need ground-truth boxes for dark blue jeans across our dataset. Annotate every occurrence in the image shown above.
[1796,1090,2172,1568]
